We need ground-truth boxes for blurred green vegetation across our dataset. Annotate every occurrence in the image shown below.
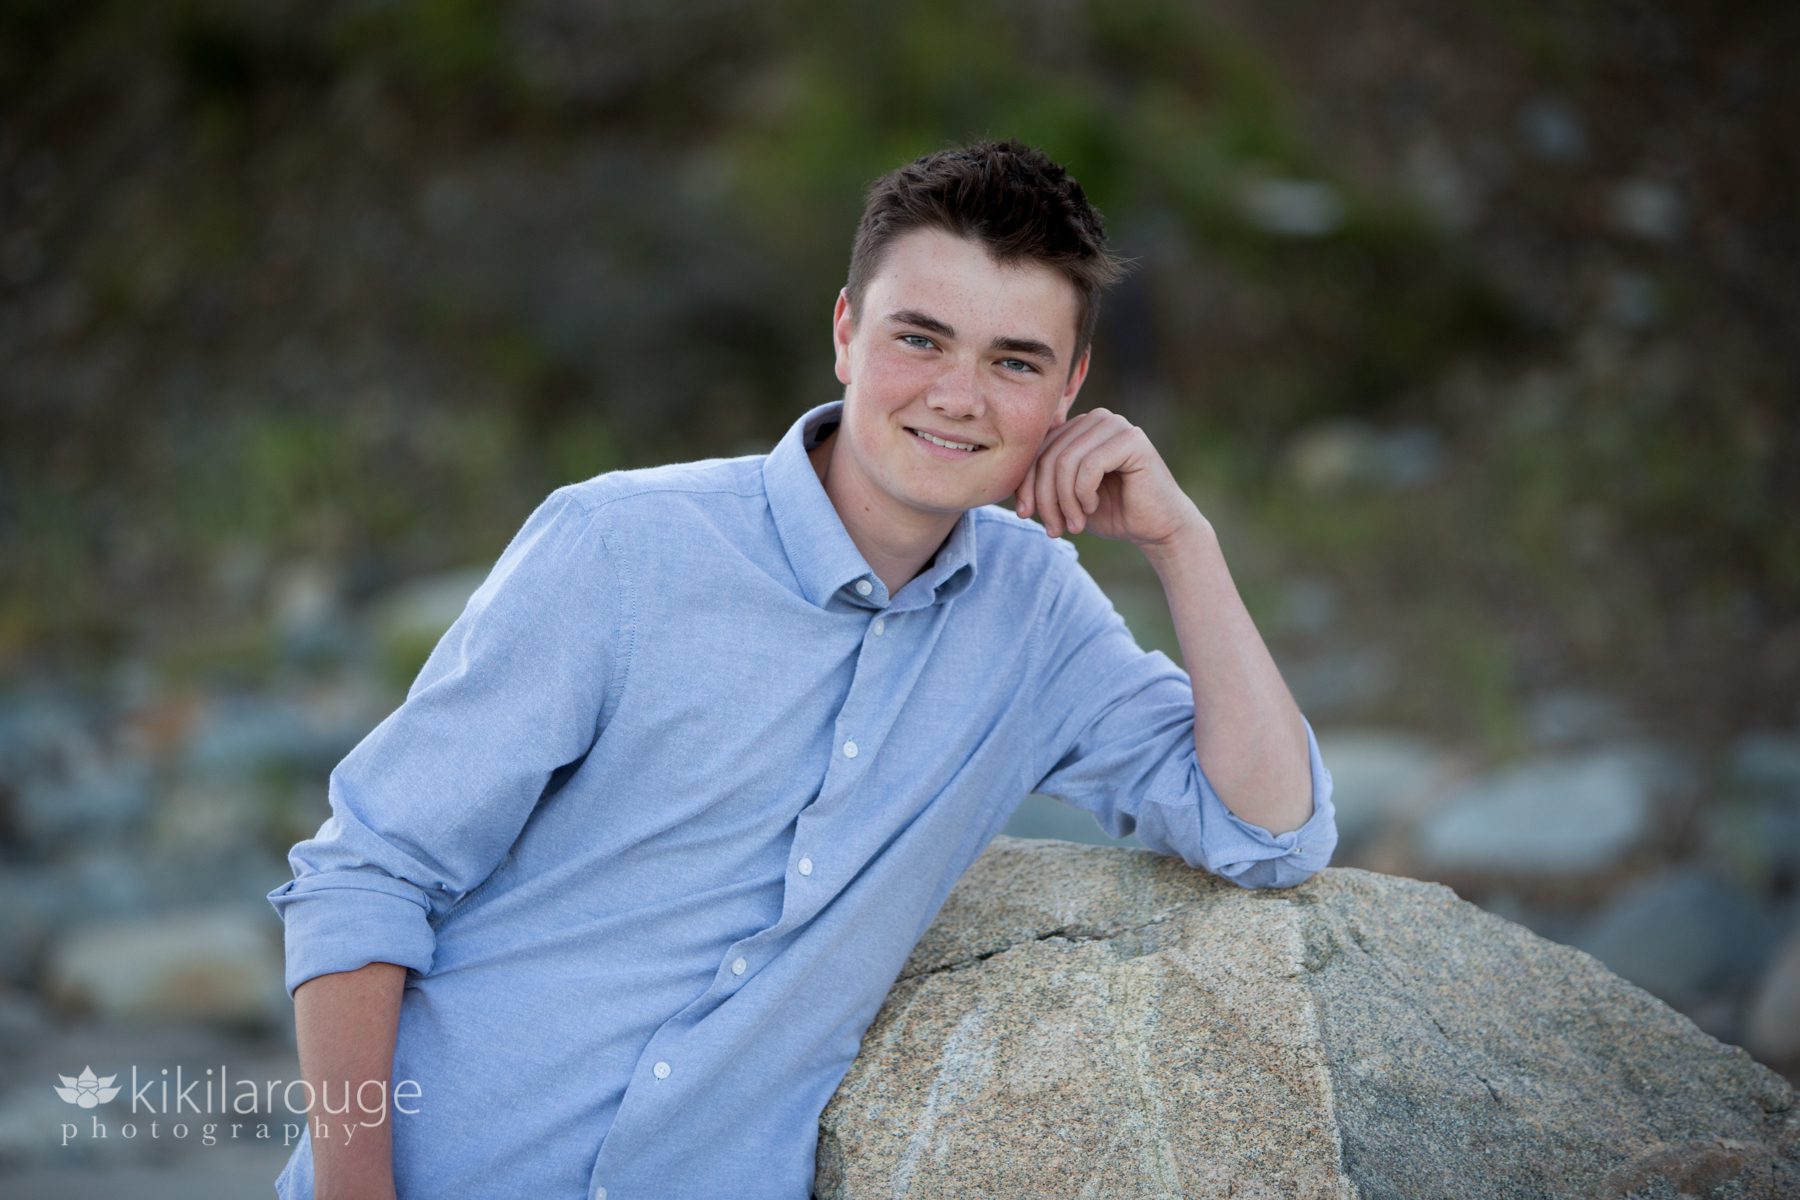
[1,0,1793,753]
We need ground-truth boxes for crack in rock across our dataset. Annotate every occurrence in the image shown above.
[900,913,1177,982]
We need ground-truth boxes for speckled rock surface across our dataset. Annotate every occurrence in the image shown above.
[814,836,1798,1200]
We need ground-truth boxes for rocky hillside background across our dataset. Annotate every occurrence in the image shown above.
[1,1,1796,1194]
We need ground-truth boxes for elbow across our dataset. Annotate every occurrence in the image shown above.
[1217,826,1338,891]
[1217,856,1326,890]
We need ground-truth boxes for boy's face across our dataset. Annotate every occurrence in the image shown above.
[829,227,1091,525]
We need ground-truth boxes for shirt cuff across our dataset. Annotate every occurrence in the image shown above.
[1197,714,1338,889]
[266,873,438,998]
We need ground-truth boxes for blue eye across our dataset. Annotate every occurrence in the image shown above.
[899,334,935,350]
[1000,358,1037,374]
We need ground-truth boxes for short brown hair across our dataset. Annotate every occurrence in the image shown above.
[845,140,1128,373]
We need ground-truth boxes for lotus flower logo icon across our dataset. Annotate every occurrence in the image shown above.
[54,1066,120,1108]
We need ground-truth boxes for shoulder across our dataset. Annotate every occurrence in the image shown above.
[556,453,767,516]
[968,506,1127,647]
[970,503,1084,581]
[530,454,781,579]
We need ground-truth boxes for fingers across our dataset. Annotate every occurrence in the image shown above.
[1049,421,1115,535]
[1024,412,1103,534]
[1031,409,1136,536]
[1073,431,1130,519]
[1015,414,1089,521]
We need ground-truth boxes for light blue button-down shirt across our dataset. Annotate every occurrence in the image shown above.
[267,399,1338,1200]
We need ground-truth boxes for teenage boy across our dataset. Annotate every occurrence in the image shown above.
[269,139,1338,1200]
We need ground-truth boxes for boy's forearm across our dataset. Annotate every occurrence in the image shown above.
[294,960,407,1200]
[1141,519,1315,836]
[1013,408,1315,836]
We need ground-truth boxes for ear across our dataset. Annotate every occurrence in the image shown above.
[1055,345,1092,424]
[832,289,856,387]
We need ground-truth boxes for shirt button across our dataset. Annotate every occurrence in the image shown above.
[873,618,886,636]
[653,1061,671,1079]
[594,1188,607,1200]
[843,740,858,758]
[855,578,873,596]
[731,956,747,975]
[798,856,813,876]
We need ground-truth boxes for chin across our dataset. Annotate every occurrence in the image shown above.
[897,486,980,516]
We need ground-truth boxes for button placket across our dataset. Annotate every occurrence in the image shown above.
[779,590,905,920]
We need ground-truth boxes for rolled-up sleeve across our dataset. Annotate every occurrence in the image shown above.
[1026,540,1337,889]
[267,486,621,996]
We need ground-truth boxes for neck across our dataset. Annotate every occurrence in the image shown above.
[809,430,958,596]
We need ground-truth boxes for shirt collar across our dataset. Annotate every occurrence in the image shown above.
[763,400,979,610]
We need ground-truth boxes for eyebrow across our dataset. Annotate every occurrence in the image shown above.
[885,309,1059,366]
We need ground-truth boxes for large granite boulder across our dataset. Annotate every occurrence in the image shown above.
[816,837,1797,1199]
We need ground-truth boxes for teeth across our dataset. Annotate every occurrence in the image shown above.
[913,429,981,452]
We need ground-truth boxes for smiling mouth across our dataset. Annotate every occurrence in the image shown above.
[907,427,986,452]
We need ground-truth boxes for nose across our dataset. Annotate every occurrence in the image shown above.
[926,356,986,422]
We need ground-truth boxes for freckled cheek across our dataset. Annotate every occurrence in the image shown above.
[986,413,1058,488]
[862,352,937,398]
[988,448,1040,495]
